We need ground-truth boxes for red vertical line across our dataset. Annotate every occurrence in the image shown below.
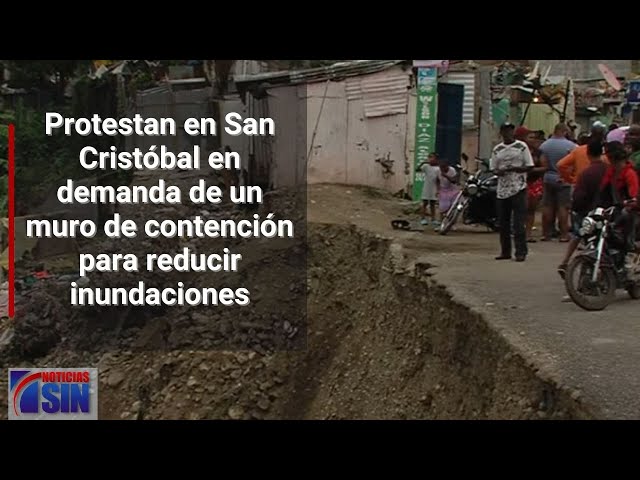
[8,124,15,318]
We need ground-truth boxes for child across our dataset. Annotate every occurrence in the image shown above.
[417,153,440,226]
[436,159,460,228]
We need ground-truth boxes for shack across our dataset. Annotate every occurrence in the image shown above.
[235,60,415,193]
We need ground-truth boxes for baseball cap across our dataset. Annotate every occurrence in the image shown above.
[606,126,628,143]
[514,126,531,138]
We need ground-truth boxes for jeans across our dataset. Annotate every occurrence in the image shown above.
[497,189,527,258]
[614,208,638,252]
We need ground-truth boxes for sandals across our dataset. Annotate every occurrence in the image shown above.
[391,219,411,230]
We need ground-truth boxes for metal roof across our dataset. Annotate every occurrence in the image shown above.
[234,60,408,89]
[345,67,411,117]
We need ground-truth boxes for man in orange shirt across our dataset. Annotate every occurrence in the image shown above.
[557,123,608,184]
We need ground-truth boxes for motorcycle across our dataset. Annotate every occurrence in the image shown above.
[564,205,640,311]
[439,157,499,235]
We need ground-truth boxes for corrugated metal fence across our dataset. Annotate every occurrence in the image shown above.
[346,68,410,118]
[128,86,220,155]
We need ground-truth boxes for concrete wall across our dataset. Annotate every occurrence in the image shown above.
[461,129,480,161]
[266,84,307,188]
[220,98,250,170]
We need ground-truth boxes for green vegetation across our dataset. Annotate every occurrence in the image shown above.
[0,114,10,217]
[0,101,86,216]
[0,60,132,218]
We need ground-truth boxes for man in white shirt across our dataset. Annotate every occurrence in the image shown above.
[490,123,535,262]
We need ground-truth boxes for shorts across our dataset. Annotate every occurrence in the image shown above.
[571,211,585,238]
[422,199,437,207]
[542,182,572,208]
[527,178,543,204]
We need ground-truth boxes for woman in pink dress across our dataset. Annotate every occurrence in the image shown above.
[436,159,460,229]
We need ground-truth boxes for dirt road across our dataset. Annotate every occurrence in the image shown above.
[1,182,634,419]
[310,184,640,419]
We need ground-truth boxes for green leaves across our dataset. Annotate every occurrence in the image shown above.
[0,101,86,216]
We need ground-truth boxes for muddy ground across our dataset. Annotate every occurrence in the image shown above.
[0,183,595,419]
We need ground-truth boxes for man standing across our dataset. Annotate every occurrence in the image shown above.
[557,140,608,278]
[539,123,578,242]
[557,123,608,185]
[490,123,535,262]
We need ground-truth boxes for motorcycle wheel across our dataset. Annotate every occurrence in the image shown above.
[565,254,617,311]
[439,196,465,236]
[627,283,640,299]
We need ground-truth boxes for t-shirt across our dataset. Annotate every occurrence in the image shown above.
[539,136,577,184]
[490,140,534,199]
[438,167,458,191]
[571,161,607,214]
[420,164,439,200]
[557,145,609,185]
[599,162,640,206]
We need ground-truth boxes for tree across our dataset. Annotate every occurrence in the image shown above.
[3,60,91,103]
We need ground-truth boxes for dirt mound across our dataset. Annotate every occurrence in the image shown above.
[1,220,596,419]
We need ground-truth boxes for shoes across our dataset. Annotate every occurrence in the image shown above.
[420,218,429,226]
[495,255,511,260]
[557,263,567,280]
[515,256,526,262]
[625,253,637,271]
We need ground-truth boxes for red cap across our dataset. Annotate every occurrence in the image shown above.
[514,126,531,139]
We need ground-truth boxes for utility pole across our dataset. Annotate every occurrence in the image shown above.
[478,68,493,161]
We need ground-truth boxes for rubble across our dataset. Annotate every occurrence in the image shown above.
[0,178,596,420]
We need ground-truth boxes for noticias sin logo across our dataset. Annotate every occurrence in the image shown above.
[8,368,98,420]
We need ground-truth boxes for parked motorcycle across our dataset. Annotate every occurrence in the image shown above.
[564,205,640,311]
[439,157,499,235]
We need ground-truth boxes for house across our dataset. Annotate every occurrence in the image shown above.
[235,60,478,196]
[235,60,414,193]
[124,60,479,197]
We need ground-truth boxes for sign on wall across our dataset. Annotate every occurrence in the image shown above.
[413,67,438,200]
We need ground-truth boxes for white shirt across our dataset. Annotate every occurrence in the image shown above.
[490,140,534,199]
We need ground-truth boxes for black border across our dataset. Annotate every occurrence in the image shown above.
[2,419,638,471]
[1,11,636,59]
[4,14,640,458]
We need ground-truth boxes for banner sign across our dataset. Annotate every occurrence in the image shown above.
[413,67,438,200]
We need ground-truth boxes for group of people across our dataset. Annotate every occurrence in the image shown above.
[490,120,640,267]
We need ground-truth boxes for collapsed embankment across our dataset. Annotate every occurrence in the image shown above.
[284,223,595,419]
[0,222,597,419]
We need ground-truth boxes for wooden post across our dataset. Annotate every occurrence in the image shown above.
[478,68,493,162]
